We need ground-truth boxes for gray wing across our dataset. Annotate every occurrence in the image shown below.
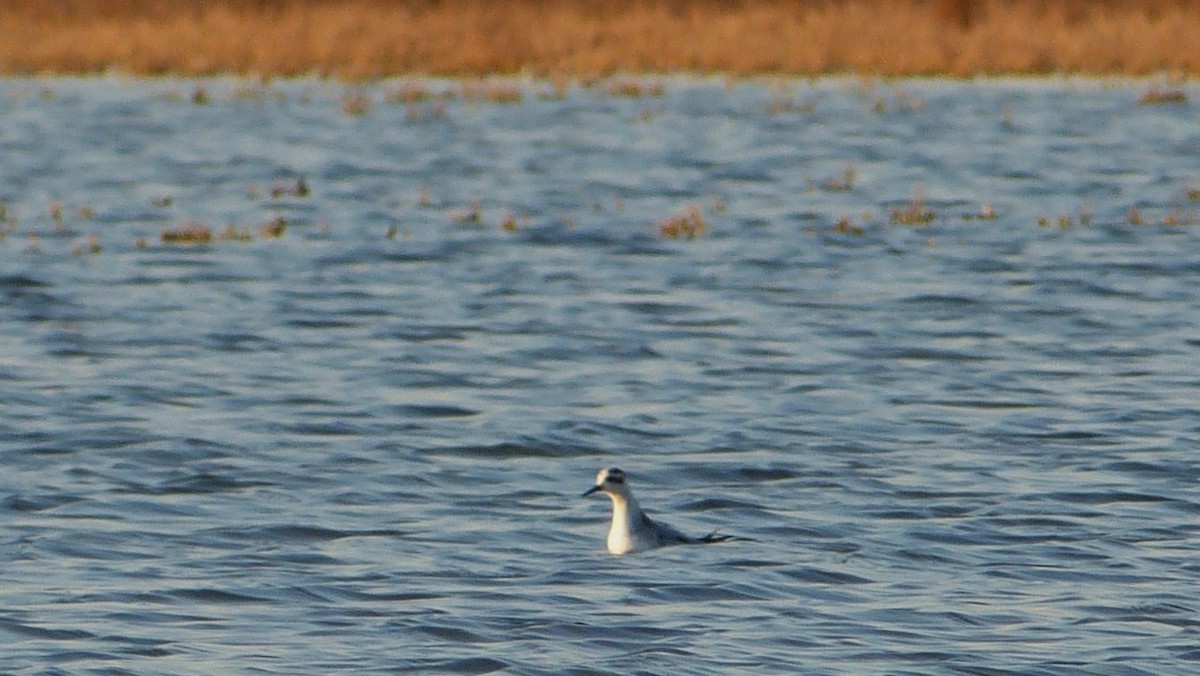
[641,511,693,546]
[643,512,746,546]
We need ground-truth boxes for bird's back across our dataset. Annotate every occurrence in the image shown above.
[641,511,693,546]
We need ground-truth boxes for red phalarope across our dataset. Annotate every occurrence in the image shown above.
[583,467,739,555]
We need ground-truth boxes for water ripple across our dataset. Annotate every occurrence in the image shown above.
[1,77,1198,673]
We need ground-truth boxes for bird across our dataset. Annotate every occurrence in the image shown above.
[582,467,737,555]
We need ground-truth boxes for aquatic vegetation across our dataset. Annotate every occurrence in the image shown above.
[823,165,858,192]
[341,90,371,116]
[1078,203,1092,226]
[1162,207,1199,226]
[260,217,287,238]
[1036,212,1082,229]
[603,77,665,98]
[490,85,523,104]
[271,178,310,199]
[462,80,522,104]
[1119,204,1199,227]
[1138,86,1188,105]
[960,203,997,221]
[385,81,435,104]
[538,76,572,101]
[230,80,283,102]
[154,218,286,246]
[889,189,936,225]
[219,224,253,242]
[860,81,925,114]
[765,91,815,115]
[632,106,658,122]
[451,202,483,225]
[396,94,448,121]
[5,79,1199,267]
[70,235,101,256]
[659,205,707,240]
[832,216,865,236]
[161,221,213,244]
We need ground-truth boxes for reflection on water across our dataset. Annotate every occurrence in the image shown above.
[1,77,1198,673]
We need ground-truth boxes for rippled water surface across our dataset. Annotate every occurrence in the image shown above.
[2,76,1199,673]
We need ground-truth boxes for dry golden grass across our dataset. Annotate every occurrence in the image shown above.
[2,0,1199,78]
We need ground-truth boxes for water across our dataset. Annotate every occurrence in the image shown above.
[2,76,1199,673]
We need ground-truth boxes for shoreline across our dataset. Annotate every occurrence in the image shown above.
[3,0,1198,79]
[4,73,1191,114]
[2,72,1193,88]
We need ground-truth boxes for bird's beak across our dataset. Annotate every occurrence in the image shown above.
[582,485,601,497]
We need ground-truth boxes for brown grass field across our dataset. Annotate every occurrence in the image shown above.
[3,0,1199,78]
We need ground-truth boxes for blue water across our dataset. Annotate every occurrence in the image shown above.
[2,76,1199,673]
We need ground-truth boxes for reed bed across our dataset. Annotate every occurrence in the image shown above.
[3,0,1199,78]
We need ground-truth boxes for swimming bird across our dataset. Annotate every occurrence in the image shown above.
[583,467,736,555]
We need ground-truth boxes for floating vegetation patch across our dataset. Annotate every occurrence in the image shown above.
[1162,207,1199,226]
[659,205,707,240]
[260,217,288,238]
[271,178,310,199]
[602,77,666,98]
[765,91,816,115]
[499,213,522,232]
[461,79,522,104]
[823,165,858,192]
[832,216,865,236]
[386,81,436,104]
[341,90,371,115]
[219,224,253,242]
[1038,214,1078,229]
[969,203,998,221]
[161,222,213,244]
[71,234,101,256]
[451,202,483,225]
[4,84,1200,263]
[1138,86,1188,105]
[889,189,936,226]
[404,101,448,121]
